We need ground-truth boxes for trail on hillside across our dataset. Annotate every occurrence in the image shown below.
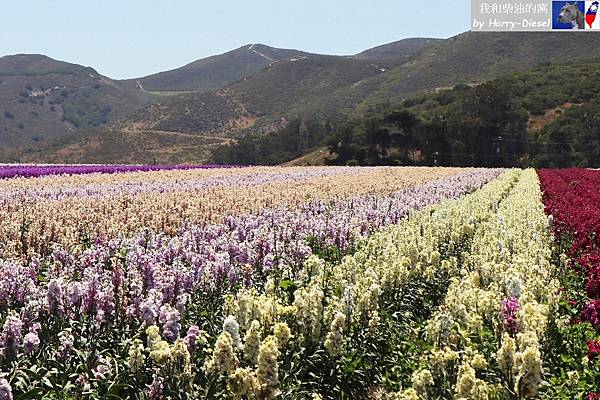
[249,44,274,62]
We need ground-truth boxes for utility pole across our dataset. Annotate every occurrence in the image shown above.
[493,135,503,167]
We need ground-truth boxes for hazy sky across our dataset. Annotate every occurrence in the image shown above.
[0,0,470,79]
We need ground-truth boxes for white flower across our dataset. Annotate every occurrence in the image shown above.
[223,315,242,350]
[324,312,346,355]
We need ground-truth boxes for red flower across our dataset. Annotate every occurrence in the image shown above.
[587,339,600,360]
[588,277,600,299]
[587,393,600,400]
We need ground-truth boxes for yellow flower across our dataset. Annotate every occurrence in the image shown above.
[273,322,291,348]
[257,336,280,399]
[127,338,145,371]
[243,320,262,365]
[204,332,239,375]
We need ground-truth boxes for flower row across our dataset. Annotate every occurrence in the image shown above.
[0,167,467,258]
[537,168,600,397]
[194,170,517,398]
[403,169,558,399]
[0,163,235,180]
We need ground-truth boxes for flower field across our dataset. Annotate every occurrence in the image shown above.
[0,165,599,399]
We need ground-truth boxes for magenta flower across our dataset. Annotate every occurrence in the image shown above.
[501,296,520,336]
[583,299,600,331]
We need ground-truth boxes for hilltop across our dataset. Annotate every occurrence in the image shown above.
[0,54,154,147]
[5,32,600,164]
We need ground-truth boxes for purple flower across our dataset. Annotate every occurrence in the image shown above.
[47,279,64,316]
[56,331,74,359]
[502,296,520,336]
[0,378,12,400]
[183,325,200,352]
[146,374,164,400]
[0,164,229,180]
[1,312,23,360]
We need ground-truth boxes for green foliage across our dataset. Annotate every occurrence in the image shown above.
[320,59,600,168]
[213,58,600,168]
[211,118,332,165]
[539,260,600,397]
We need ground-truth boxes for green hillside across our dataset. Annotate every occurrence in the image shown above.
[211,58,600,167]
[129,44,313,93]
[0,54,154,147]
[7,31,600,165]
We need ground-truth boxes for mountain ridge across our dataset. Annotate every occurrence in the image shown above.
[6,32,600,164]
[126,44,315,93]
[0,54,155,147]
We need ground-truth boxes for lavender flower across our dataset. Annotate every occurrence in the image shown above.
[22,324,41,355]
[93,356,111,380]
[1,312,23,360]
[159,304,180,341]
[146,374,164,400]
[46,279,64,316]
[0,378,12,400]
[57,331,74,359]
[183,325,201,352]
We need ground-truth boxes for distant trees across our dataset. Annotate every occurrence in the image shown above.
[211,117,331,165]
[212,60,600,168]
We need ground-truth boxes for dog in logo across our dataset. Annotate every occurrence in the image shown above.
[558,2,585,29]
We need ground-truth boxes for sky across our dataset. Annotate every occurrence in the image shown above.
[0,0,470,80]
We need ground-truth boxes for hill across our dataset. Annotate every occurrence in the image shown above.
[212,58,600,168]
[0,54,153,147]
[122,31,600,140]
[116,54,387,136]
[128,44,314,93]
[353,37,443,62]
[1,128,229,164]
[355,31,600,110]
[7,31,600,164]
[0,38,442,159]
